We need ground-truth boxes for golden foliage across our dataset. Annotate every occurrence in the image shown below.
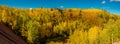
[88,26,100,44]
[0,6,120,44]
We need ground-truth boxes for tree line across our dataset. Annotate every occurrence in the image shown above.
[0,6,120,44]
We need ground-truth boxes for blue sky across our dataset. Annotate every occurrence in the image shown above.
[0,0,120,14]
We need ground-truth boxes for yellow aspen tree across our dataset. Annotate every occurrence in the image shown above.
[88,26,100,44]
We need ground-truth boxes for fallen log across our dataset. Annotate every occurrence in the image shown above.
[0,22,27,44]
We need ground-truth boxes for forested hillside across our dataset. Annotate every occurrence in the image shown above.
[0,6,120,44]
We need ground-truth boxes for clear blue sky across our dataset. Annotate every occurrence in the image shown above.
[0,0,120,14]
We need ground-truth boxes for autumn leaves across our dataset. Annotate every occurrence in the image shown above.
[0,6,120,44]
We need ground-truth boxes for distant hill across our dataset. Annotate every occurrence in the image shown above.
[0,6,120,44]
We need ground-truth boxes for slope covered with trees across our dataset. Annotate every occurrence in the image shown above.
[0,6,120,44]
